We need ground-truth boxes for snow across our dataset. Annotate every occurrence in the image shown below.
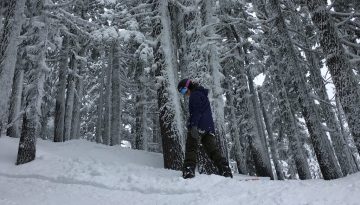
[1,136,360,205]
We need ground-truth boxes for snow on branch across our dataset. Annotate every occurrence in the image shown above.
[58,9,99,29]
[335,15,355,27]
[309,93,336,109]
[173,0,197,14]
[292,40,323,54]
[44,0,78,10]
[330,11,360,18]
[341,39,360,49]
[127,3,154,13]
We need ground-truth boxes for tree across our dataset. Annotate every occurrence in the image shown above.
[306,0,360,155]
[154,0,184,170]
[16,0,48,165]
[0,0,26,133]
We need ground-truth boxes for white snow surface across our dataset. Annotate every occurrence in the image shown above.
[0,136,359,205]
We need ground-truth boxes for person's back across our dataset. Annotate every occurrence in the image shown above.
[188,86,215,134]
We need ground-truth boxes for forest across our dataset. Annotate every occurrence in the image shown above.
[1,0,360,181]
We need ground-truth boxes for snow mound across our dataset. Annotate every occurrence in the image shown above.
[0,136,359,205]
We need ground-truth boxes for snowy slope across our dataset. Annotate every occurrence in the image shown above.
[0,136,359,205]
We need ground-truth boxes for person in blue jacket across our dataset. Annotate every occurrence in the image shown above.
[177,79,232,179]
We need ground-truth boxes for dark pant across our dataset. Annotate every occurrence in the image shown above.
[183,131,225,170]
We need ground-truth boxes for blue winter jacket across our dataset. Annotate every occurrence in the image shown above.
[188,86,215,134]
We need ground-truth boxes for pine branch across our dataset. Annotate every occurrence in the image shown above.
[44,0,79,10]
[309,93,337,109]
[341,39,360,49]
[292,40,323,54]
[330,11,360,18]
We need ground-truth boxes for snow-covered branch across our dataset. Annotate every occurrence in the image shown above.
[44,0,78,10]
[58,9,99,29]
[330,11,360,18]
[341,39,360,49]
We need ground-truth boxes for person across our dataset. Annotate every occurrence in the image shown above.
[177,79,233,179]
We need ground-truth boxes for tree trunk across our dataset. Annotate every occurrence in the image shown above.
[266,0,342,180]
[95,75,105,144]
[70,47,86,140]
[202,0,228,160]
[16,0,47,165]
[102,49,112,146]
[110,42,121,146]
[64,54,76,141]
[258,89,285,180]
[247,69,274,179]
[54,36,69,142]
[226,22,273,178]
[7,64,24,138]
[306,0,360,155]
[155,0,184,170]
[0,0,26,132]
[272,67,312,179]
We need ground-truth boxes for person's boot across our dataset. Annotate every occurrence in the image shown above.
[218,162,233,178]
[182,166,195,179]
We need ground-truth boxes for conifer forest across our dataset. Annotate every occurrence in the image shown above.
[1,0,360,181]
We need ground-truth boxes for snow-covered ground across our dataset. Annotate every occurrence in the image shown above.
[0,136,359,205]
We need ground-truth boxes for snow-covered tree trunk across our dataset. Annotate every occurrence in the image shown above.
[202,0,228,160]
[154,0,184,170]
[251,0,311,179]
[306,0,360,155]
[271,65,312,179]
[95,76,105,144]
[16,0,48,165]
[7,64,24,138]
[71,46,86,140]
[110,41,121,146]
[225,66,248,174]
[64,54,76,141]
[282,0,358,176]
[54,35,69,142]
[224,21,273,177]
[246,68,274,179]
[0,0,26,133]
[335,94,360,170]
[306,47,358,176]
[134,93,143,150]
[258,88,285,180]
[266,0,342,180]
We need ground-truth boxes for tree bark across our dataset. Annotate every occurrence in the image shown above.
[306,0,360,155]
[258,89,285,180]
[64,54,76,141]
[7,63,24,138]
[266,0,343,179]
[54,36,69,142]
[155,0,184,170]
[102,49,112,146]
[16,0,47,165]
[110,42,121,146]
[0,0,26,132]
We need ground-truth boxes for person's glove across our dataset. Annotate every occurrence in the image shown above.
[190,126,200,144]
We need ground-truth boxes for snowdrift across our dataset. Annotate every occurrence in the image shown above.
[0,136,359,205]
